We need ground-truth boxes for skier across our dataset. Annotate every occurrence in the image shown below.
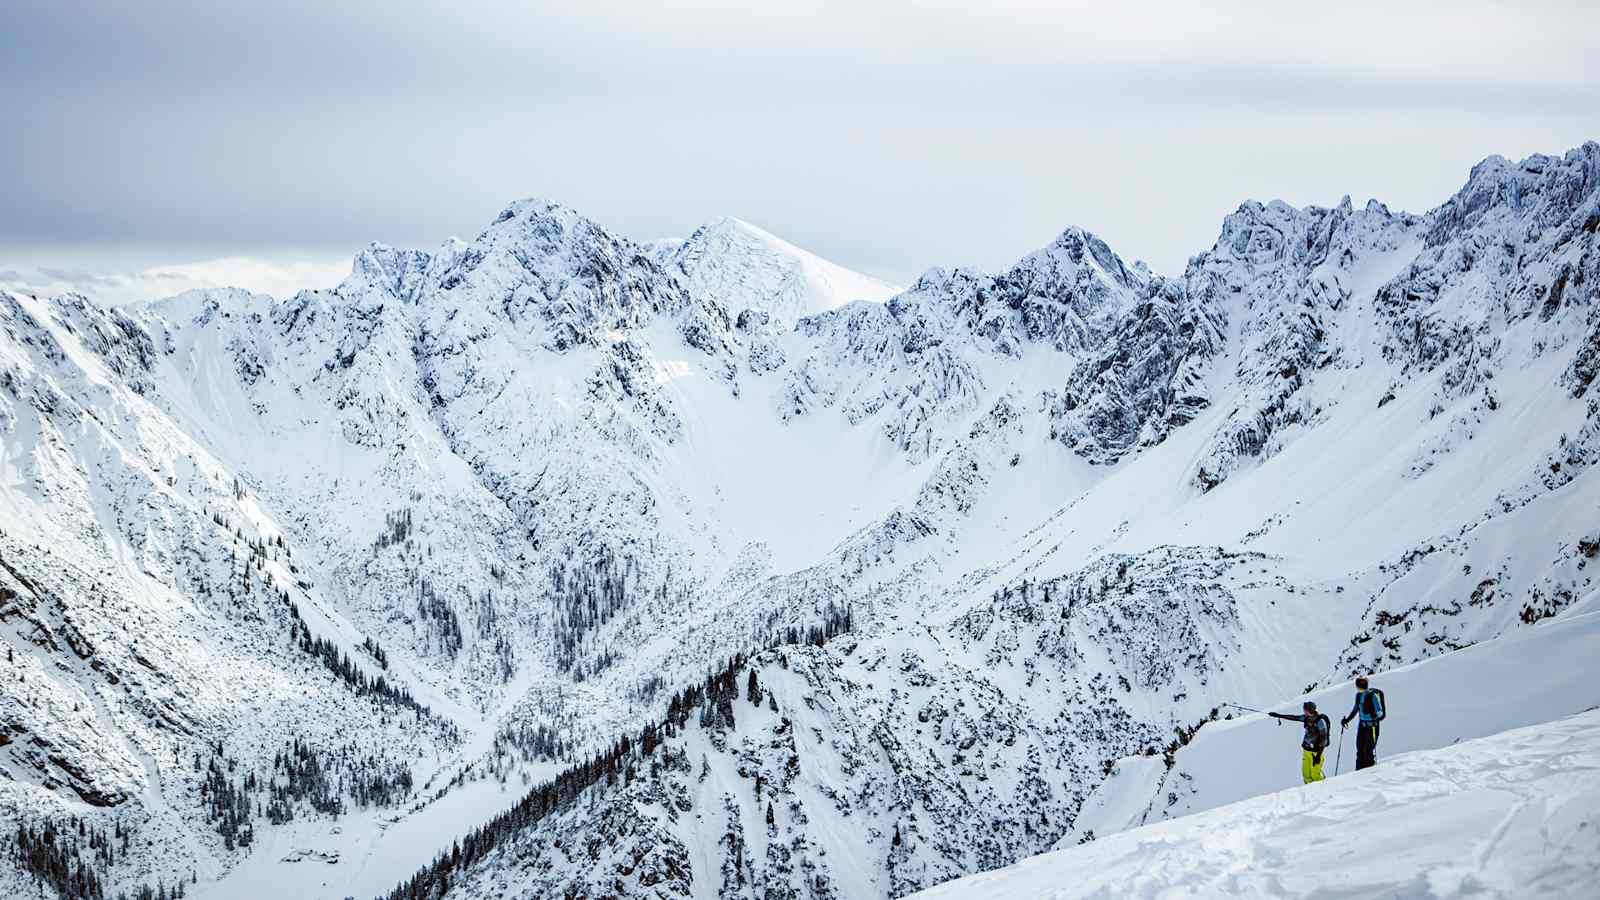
[1341,675,1385,770]
[1269,700,1331,784]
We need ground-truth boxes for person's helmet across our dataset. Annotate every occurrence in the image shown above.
[1355,676,1369,688]
[1303,700,1317,711]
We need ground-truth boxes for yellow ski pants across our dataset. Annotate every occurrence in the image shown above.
[1302,749,1325,784]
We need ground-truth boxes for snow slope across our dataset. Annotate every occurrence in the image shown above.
[912,707,1600,900]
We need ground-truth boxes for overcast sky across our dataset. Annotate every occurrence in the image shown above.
[2,0,1596,302]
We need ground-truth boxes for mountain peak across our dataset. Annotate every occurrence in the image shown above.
[344,242,436,303]
[696,215,771,237]
[1427,142,1600,246]
[1016,224,1137,291]
[473,197,621,261]
[662,214,900,328]
[489,197,578,226]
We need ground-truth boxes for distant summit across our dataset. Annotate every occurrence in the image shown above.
[656,215,901,328]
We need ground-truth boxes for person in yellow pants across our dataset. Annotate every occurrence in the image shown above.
[1270,700,1331,784]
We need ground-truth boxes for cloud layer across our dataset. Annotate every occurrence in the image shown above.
[0,257,350,306]
[3,1,1596,281]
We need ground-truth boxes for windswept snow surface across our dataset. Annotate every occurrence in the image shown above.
[913,708,1600,900]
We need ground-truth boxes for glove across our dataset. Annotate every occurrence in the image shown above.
[1340,716,1350,728]
[1312,751,1323,765]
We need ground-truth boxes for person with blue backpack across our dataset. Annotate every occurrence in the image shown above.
[1341,676,1386,770]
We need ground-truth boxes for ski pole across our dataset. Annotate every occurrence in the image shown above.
[1335,723,1346,776]
[1221,703,1265,714]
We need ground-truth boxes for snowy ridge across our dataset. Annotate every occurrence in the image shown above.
[1,142,1597,899]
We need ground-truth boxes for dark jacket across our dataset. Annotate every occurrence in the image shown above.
[1270,711,1330,752]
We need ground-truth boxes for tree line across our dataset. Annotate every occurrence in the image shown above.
[7,819,188,900]
[196,735,417,852]
[285,603,432,719]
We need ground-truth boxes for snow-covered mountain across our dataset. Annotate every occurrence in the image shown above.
[656,217,901,329]
[2,143,1597,900]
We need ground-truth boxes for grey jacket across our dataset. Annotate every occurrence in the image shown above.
[1270,711,1330,752]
